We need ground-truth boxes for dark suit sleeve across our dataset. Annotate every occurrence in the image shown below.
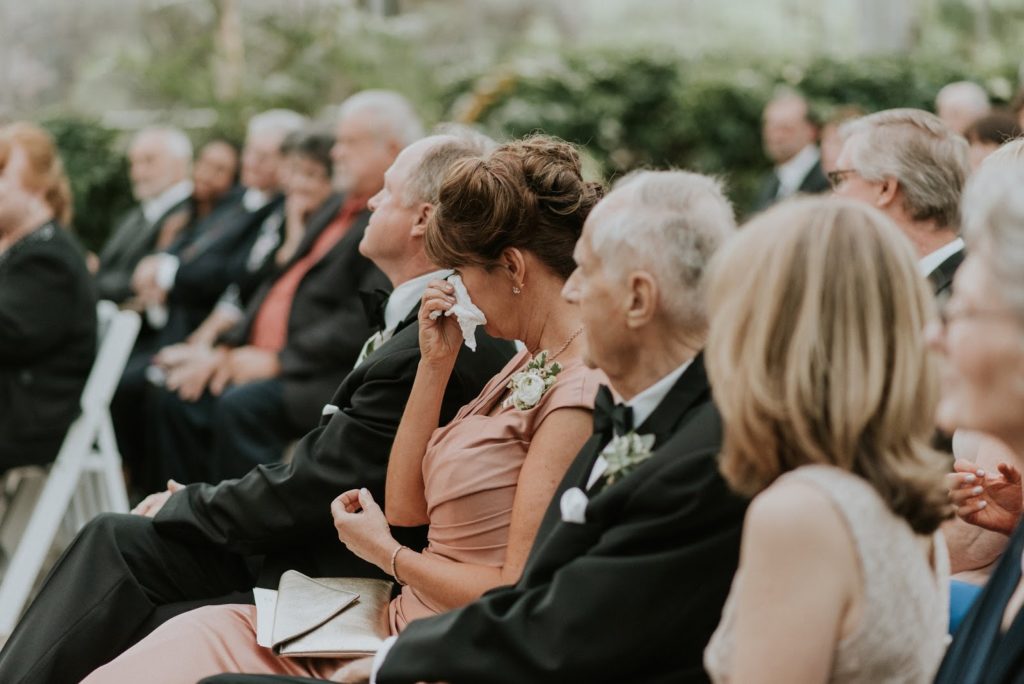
[152,348,422,554]
[93,264,134,304]
[378,440,745,684]
[0,248,82,362]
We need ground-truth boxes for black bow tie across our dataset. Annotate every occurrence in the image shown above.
[359,288,391,333]
[593,385,634,440]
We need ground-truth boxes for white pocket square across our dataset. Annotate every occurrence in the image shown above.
[321,404,340,417]
[560,487,589,524]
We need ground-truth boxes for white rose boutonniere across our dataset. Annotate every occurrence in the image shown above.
[503,350,562,410]
[601,432,656,485]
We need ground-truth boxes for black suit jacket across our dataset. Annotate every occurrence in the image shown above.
[159,190,280,343]
[927,246,964,298]
[154,305,517,587]
[219,194,389,429]
[936,520,1024,684]
[0,222,97,467]
[95,198,191,303]
[752,157,830,213]
[379,355,748,684]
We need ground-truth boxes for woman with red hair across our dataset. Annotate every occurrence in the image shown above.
[0,122,97,470]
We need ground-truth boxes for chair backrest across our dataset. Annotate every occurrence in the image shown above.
[80,302,141,414]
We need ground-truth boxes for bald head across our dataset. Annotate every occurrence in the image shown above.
[937,81,991,135]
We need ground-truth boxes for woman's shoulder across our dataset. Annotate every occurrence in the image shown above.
[746,476,849,546]
[539,358,606,411]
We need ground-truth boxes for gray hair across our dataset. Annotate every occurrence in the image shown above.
[247,109,308,142]
[840,108,969,229]
[338,90,425,147]
[134,126,192,160]
[402,127,497,206]
[936,81,991,116]
[589,170,736,328]
[961,143,1024,317]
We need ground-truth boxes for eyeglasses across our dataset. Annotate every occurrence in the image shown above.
[826,168,858,190]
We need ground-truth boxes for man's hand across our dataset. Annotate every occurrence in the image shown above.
[165,347,226,402]
[131,255,167,306]
[208,346,281,396]
[131,480,186,517]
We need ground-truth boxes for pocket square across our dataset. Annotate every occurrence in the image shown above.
[321,404,340,417]
[560,487,589,524]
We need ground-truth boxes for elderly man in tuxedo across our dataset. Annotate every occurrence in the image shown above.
[832,108,970,297]
[95,126,194,304]
[0,131,515,684]
[208,169,749,684]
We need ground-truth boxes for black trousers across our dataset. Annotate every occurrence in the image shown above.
[144,378,295,492]
[0,513,255,684]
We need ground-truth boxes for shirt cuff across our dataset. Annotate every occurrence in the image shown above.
[155,254,180,290]
[371,635,399,684]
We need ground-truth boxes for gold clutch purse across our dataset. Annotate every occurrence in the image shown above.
[266,571,393,658]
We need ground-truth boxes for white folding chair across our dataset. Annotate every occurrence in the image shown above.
[0,302,140,637]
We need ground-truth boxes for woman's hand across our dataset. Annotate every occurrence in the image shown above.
[417,279,461,368]
[332,488,400,571]
[947,458,1023,536]
[330,657,442,684]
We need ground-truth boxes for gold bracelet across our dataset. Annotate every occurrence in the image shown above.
[390,545,407,586]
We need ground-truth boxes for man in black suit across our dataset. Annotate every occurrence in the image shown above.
[751,92,830,212]
[0,130,514,684]
[95,126,195,304]
[831,108,969,297]
[216,170,747,684]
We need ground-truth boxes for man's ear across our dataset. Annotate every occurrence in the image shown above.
[876,177,900,210]
[625,271,658,330]
[410,203,433,238]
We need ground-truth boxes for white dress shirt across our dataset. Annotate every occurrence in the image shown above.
[354,269,451,367]
[140,179,193,225]
[918,237,964,278]
[774,144,821,200]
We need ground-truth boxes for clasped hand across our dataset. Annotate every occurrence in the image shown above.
[417,279,461,367]
[947,458,1023,536]
[331,488,399,571]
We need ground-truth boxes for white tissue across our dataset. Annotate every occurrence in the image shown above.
[427,274,486,351]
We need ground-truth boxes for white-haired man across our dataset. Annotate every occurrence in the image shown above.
[936,80,991,135]
[0,131,515,684]
[225,171,749,684]
[832,108,970,296]
[95,126,194,303]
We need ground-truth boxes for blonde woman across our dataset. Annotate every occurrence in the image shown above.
[703,197,951,683]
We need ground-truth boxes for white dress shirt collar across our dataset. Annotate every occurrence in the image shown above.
[383,269,451,333]
[622,357,694,428]
[141,180,193,224]
[775,144,820,199]
[918,237,964,277]
[242,188,271,213]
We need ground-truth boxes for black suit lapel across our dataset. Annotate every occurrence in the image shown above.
[927,247,964,297]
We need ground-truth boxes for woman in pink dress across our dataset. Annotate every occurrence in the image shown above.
[83,134,606,683]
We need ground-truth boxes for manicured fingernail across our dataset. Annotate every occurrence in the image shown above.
[964,474,976,483]
[973,486,984,495]
[977,469,986,477]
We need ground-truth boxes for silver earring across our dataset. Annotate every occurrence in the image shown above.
[512,286,521,295]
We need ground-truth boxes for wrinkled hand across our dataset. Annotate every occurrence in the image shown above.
[154,343,203,371]
[131,255,167,306]
[947,458,1023,536]
[417,279,461,368]
[331,488,398,571]
[131,479,186,517]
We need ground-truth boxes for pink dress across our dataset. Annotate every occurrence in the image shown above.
[83,350,602,683]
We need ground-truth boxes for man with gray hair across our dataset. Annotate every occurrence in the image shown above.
[833,108,970,296]
[936,80,991,135]
[297,170,749,684]
[0,130,515,684]
[95,126,194,303]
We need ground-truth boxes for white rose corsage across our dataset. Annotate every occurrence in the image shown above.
[601,432,656,485]
[502,350,562,410]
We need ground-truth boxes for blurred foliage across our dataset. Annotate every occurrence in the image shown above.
[456,51,1018,213]
[41,117,132,253]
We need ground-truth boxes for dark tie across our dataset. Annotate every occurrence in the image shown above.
[359,288,390,333]
[592,385,634,440]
